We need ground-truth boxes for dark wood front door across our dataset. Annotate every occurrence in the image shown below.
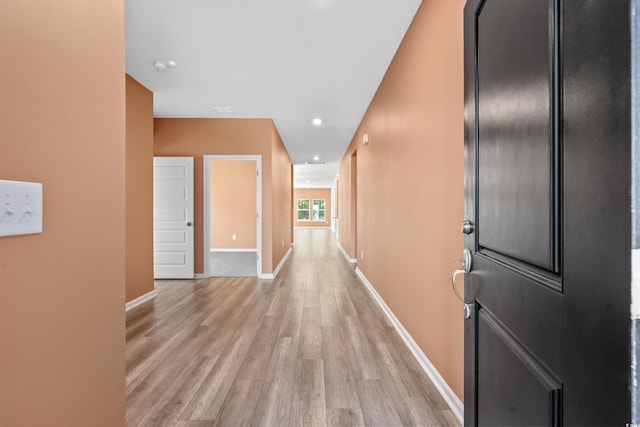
[463,1,631,425]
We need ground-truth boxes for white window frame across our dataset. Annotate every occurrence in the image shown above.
[312,199,326,221]
[297,199,310,221]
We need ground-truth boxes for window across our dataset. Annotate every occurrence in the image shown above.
[297,199,310,221]
[297,198,326,222]
[312,199,326,221]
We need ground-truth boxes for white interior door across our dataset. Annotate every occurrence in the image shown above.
[153,157,194,279]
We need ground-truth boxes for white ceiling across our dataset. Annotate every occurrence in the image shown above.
[126,0,421,186]
[294,162,340,188]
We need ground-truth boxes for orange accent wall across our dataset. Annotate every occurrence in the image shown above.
[154,119,292,274]
[0,1,126,426]
[338,0,465,400]
[271,128,293,268]
[126,75,154,302]
[337,153,358,258]
[293,188,332,228]
[210,160,257,249]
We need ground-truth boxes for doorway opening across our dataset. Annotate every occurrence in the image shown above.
[351,150,358,262]
[203,155,262,277]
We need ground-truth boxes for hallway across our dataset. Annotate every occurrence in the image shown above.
[126,228,460,427]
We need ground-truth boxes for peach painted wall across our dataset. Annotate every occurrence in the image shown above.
[337,153,357,258]
[210,160,257,249]
[293,188,332,228]
[154,119,292,274]
[338,0,465,400]
[126,75,154,302]
[0,0,126,426]
[270,127,293,270]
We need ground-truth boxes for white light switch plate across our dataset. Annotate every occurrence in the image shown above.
[0,180,43,237]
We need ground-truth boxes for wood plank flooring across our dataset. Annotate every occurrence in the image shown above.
[126,228,460,427]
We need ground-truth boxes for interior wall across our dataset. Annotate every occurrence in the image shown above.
[337,174,353,255]
[337,0,465,399]
[210,160,257,249]
[0,1,126,426]
[154,118,292,274]
[293,188,332,228]
[126,75,154,302]
[271,125,293,270]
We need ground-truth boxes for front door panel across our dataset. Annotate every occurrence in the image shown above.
[473,1,563,425]
[464,0,631,425]
[477,0,556,271]
[477,308,561,426]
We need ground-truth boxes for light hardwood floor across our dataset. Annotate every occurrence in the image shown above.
[126,228,460,427]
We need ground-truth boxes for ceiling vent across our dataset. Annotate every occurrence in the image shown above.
[212,107,235,113]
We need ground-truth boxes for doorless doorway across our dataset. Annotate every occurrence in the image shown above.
[203,155,262,277]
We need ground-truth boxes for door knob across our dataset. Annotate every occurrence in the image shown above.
[187,222,193,227]
[452,248,473,319]
[461,220,474,234]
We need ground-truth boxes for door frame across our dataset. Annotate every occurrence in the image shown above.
[351,150,358,262]
[203,155,262,278]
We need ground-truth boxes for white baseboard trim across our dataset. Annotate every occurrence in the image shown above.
[337,242,358,264]
[125,289,157,311]
[354,267,464,423]
[258,246,292,280]
[195,273,205,279]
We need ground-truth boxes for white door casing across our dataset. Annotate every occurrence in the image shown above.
[153,157,195,279]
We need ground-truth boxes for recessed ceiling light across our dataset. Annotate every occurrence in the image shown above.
[312,118,323,125]
[313,155,320,161]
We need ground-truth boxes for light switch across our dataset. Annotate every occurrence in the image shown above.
[0,180,43,237]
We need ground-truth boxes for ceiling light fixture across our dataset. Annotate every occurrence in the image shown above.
[313,155,320,161]
[312,118,323,126]
[153,60,177,72]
